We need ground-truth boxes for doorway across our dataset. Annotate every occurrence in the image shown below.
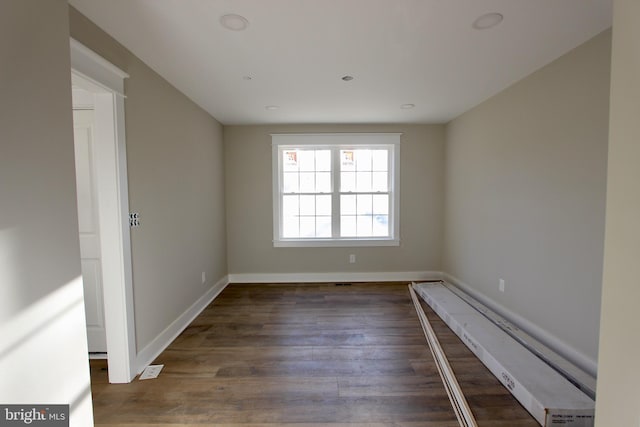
[70,38,136,383]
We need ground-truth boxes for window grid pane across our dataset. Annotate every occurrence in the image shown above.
[357,215,372,236]
[373,215,389,236]
[372,195,389,214]
[355,150,372,171]
[372,150,388,171]
[372,172,388,192]
[316,195,332,216]
[316,216,332,237]
[341,216,357,237]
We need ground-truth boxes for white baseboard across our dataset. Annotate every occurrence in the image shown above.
[228,271,443,284]
[441,272,597,377]
[133,270,596,380]
[88,353,108,360]
[135,275,229,374]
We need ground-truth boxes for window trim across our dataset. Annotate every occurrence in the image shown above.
[272,133,401,247]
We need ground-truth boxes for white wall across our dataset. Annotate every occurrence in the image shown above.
[70,7,228,353]
[0,0,93,425]
[224,124,445,278]
[595,0,640,424]
[443,30,611,372]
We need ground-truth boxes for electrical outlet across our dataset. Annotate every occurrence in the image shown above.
[349,254,356,263]
[129,212,141,227]
[201,272,206,284]
[499,279,505,292]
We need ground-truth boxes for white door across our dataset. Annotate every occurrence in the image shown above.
[73,109,107,353]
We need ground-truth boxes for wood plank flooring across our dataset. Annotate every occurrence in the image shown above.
[90,283,538,426]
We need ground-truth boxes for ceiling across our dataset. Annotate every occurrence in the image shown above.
[68,0,612,125]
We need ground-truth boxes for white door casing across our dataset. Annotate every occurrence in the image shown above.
[70,38,136,383]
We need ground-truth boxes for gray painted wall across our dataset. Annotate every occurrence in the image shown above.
[443,30,611,368]
[224,124,445,276]
[595,0,640,424]
[70,8,228,351]
[0,0,93,424]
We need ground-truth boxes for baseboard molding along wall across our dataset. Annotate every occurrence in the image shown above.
[442,272,597,377]
[228,271,443,284]
[135,275,230,374]
[133,270,595,380]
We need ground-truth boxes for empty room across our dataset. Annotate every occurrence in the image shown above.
[1,0,639,426]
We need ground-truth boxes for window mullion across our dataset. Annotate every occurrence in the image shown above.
[331,147,341,238]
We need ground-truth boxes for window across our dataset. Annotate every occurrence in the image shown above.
[272,133,400,247]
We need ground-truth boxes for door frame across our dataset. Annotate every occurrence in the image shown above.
[70,38,136,383]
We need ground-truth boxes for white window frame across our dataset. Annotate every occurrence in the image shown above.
[272,133,401,247]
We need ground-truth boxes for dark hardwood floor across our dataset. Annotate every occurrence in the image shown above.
[90,283,538,426]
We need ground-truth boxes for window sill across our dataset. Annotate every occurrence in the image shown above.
[273,238,400,248]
